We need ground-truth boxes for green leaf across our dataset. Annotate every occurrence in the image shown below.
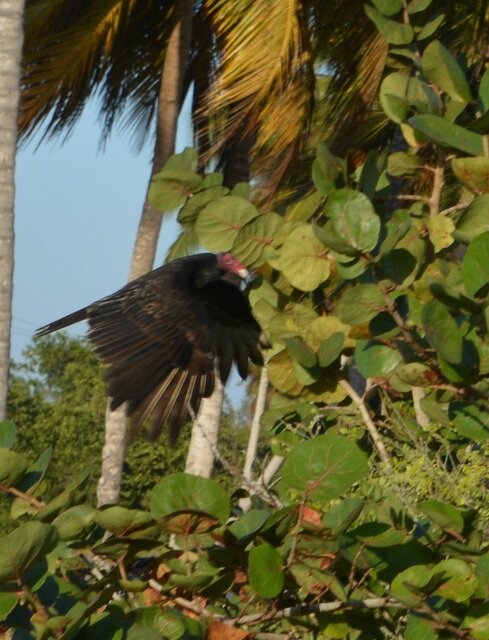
[391,362,433,387]
[421,40,472,103]
[0,521,58,582]
[422,300,463,363]
[405,613,438,640]
[163,147,198,173]
[285,191,323,222]
[0,592,18,620]
[479,69,489,111]
[0,449,28,485]
[150,473,230,524]
[462,231,489,296]
[464,604,489,640]
[450,403,489,441]
[391,564,433,606]
[17,447,53,493]
[280,433,368,501]
[95,506,153,535]
[409,115,484,156]
[379,209,412,255]
[432,558,477,602]
[387,151,424,177]
[284,337,317,368]
[0,421,16,449]
[149,169,202,212]
[408,0,433,13]
[195,196,259,252]
[452,158,489,195]
[365,4,414,44]
[228,510,270,543]
[323,189,380,253]
[355,340,404,378]
[416,13,445,40]
[322,497,364,536]
[317,332,345,367]
[476,554,489,598]
[312,143,341,194]
[53,505,97,541]
[177,186,228,224]
[249,544,284,598]
[427,215,455,253]
[455,196,489,244]
[419,500,464,534]
[371,0,402,15]
[232,212,282,266]
[336,284,385,325]
[267,224,330,291]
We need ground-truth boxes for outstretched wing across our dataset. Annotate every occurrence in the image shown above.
[86,274,217,443]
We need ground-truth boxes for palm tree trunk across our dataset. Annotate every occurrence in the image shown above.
[0,0,25,419]
[97,0,194,506]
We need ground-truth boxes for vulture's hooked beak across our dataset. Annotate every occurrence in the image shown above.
[240,270,256,292]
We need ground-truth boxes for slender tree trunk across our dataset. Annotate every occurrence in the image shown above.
[97,0,194,506]
[185,377,223,477]
[0,0,24,419]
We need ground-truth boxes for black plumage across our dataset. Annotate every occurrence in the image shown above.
[36,252,266,444]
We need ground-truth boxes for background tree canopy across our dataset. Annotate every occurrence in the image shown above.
[3,0,489,638]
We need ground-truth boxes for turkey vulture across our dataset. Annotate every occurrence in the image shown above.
[36,252,267,443]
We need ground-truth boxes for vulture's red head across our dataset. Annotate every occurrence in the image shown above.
[216,252,250,279]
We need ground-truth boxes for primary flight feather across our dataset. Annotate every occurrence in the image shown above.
[37,252,267,444]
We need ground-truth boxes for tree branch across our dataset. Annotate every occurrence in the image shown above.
[339,379,392,469]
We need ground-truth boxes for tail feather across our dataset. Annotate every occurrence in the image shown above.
[36,307,88,336]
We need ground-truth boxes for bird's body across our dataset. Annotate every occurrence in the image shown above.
[37,253,266,443]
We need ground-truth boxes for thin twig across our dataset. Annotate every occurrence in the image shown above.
[340,380,392,470]
[236,597,405,625]
[243,364,269,481]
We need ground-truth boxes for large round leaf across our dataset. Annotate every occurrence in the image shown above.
[232,212,282,266]
[149,473,230,524]
[268,225,330,291]
[336,284,385,325]
[409,115,484,156]
[355,340,403,378]
[280,433,368,501]
[249,544,284,598]
[455,195,489,243]
[422,300,463,364]
[421,40,472,103]
[323,189,380,253]
[195,196,259,251]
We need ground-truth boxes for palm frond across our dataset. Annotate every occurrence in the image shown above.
[196,0,315,199]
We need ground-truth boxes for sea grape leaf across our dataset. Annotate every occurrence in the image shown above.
[323,188,380,253]
[267,225,330,291]
[455,195,489,243]
[196,196,259,251]
[422,300,463,363]
[336,285,385,325]
[421,40,472,103]
[150,473,230,524]
[280,433,368,501]
[451,157,489,194]
[249,544,284,598]
[409,115,484,156]
[462,231,489,296]
[365,4,414,44]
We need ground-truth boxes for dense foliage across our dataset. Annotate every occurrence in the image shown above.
[3,1,489,637]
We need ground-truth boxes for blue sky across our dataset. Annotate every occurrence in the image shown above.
[13,101,184,361]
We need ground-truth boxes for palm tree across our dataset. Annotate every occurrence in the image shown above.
[0,0,25,419]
